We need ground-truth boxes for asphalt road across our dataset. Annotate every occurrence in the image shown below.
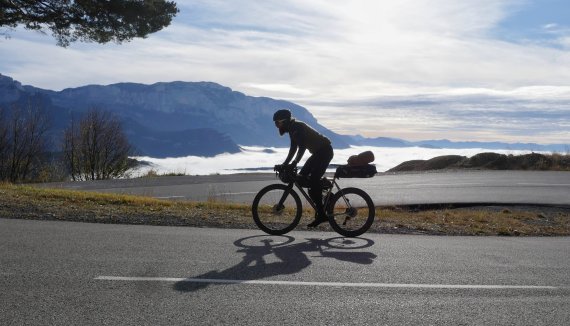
[1,218,569,325]
[41,170,570,206]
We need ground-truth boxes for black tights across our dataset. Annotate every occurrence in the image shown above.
[299,145,334,216]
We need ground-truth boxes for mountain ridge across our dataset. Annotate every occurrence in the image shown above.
[1,74,567,156]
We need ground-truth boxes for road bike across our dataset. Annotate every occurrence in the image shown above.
[251,164,376,237]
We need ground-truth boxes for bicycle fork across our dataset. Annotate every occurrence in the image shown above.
[276,183,296,212]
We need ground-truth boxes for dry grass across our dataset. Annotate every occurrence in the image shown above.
[373,207,570,236]
[0,183,252,228]
[0,183,568,236]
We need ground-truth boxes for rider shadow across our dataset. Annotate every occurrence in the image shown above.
[173,235,377,292]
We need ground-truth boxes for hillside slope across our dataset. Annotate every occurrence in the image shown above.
[388,153,570,172]
[0,74,349,157]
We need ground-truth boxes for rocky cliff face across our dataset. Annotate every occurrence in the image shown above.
[47,80,348,147]
[0,74,349,157]
[0,75,240,157]
[0,74,27,103]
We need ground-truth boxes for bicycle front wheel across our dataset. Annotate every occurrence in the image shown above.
[252,184,302,235]
[327,187,375,237]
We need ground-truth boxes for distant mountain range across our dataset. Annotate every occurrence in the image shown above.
[348,135,568,152]
[0,74,567,157]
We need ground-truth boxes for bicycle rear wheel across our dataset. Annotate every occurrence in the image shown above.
[252,184,302,235]
[327,187,375,237]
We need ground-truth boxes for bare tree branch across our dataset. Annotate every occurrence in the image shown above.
[62,107,133,181]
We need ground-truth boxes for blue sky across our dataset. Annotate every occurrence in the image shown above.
[1,0,569,144]
[495,0,570,46]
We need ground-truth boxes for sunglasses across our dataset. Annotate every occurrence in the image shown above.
[274,119,287,127]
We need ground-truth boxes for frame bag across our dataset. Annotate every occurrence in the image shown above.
[335,164,377,178]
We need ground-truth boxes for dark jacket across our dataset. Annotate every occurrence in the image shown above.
[284,119,331,164]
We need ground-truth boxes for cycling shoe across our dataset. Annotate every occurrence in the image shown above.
[307,214,328,228]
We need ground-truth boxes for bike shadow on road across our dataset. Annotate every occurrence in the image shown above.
[173,235,377,292]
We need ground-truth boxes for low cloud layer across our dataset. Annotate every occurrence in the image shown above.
[132,146,540,176]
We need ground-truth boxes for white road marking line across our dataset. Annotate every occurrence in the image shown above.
[95,276,561,290]
[214,192,258,196]
[412,183,484,187]
[154,196,186,199]
[517,183,570,187]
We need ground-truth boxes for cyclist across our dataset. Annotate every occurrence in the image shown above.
[273,109,334,227]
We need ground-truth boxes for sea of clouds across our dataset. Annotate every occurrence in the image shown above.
[131,146,539,176]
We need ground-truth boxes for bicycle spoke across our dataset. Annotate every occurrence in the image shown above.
[328,187,375,237]
[252,184,302,235]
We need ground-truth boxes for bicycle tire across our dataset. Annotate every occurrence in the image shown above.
[327,187,375,237]
[252,184,302,235]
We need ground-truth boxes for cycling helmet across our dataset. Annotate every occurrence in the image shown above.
[273,109,291,122]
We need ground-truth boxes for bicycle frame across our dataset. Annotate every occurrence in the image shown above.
[254,165,376,237]
[277,176,345,214]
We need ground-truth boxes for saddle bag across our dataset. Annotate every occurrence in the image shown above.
[335,164,377,178]
[347,151,375,166]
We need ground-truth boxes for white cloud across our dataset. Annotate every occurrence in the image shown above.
[241,83,313,96]
[1,0,569,144]
[6,0,569,92]
[559,36,570,49]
